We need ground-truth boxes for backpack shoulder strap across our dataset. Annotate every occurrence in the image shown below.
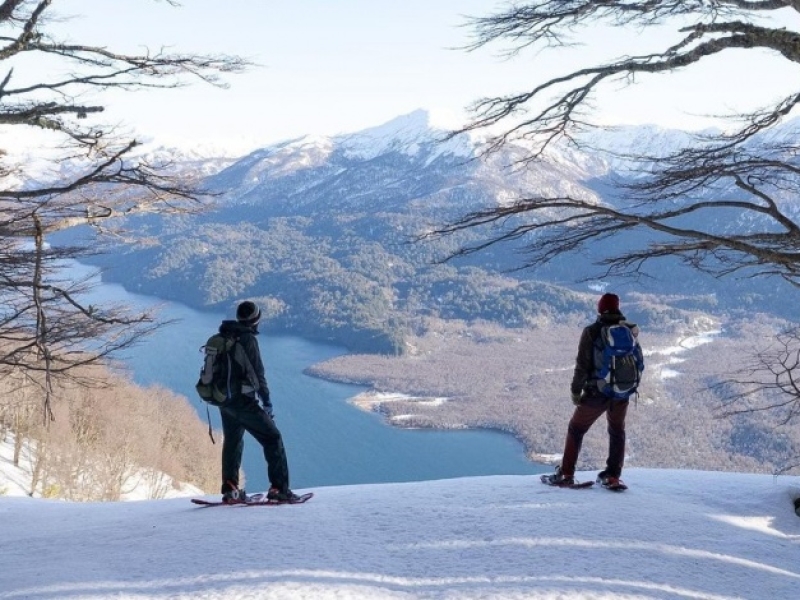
[230,337,260,391]
[587,321,604,344]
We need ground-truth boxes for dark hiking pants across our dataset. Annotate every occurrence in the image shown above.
[560,394,629,478]
[219,395,289,494]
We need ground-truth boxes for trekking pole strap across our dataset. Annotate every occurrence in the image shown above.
[206,404,216,444]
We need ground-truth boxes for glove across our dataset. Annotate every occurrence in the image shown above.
[259,389,274,419]
[571,391,582,406]
[259,388,270,405]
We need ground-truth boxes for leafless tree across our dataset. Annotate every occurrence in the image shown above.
[436,1,800,279]
[716,326,800,420]
[425,2,800,439]
[0,1,249,417]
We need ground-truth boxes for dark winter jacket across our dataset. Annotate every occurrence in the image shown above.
[218,319,272,412]
[570,311,631,397]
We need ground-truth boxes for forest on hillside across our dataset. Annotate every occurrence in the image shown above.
[307,307,800,476]
[81,201,768,359]
[85,212,600,355]
[0,362,218,501]
[71,200,800,476]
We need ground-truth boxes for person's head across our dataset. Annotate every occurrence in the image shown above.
[597,293,620,315]
[236,300,261,328]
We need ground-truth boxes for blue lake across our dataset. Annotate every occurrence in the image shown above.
[82,264,546,491]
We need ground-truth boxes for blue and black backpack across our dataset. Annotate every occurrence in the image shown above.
[592,322,644,400]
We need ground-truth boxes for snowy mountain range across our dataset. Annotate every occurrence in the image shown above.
[204,109,608,209]
[192,107,800,230]
[60,108,800,353]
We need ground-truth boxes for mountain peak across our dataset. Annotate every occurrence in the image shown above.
[334,109,476,161]
[336,109,438,160]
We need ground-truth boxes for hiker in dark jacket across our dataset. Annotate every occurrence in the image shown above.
[544,293,641,489]
[218,300,300,503]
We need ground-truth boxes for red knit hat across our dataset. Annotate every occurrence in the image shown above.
[597,293,620,314]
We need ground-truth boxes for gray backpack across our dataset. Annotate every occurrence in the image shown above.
[196,333,258,405]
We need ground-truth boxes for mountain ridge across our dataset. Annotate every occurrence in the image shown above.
[64,109,800,354]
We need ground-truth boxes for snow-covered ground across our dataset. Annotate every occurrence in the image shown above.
[2,437,799,599]
[651,329,721,381]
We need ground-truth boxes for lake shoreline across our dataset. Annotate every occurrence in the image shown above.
[79,266,547,489]
[304,375,555,468]
[87,265,793,478]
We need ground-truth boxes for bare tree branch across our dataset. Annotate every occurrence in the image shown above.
[461,18,800,156]
[715,327,800,429]
[432,1,800,447]
[0,1,248,412]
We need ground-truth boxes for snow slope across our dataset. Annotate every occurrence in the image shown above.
[1,463,799,599]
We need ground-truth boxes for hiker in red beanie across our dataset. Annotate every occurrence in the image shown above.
[542,293,644,491]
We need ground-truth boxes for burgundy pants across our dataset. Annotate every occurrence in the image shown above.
[560,395,629,478]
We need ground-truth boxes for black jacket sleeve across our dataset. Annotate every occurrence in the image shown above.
[239,333,271,409]
[570,326,595,396]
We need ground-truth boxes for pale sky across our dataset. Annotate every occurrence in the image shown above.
[32,0,800,154]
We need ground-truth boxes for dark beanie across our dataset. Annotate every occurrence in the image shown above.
[236,300,261,325]
[597,293,620,314]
